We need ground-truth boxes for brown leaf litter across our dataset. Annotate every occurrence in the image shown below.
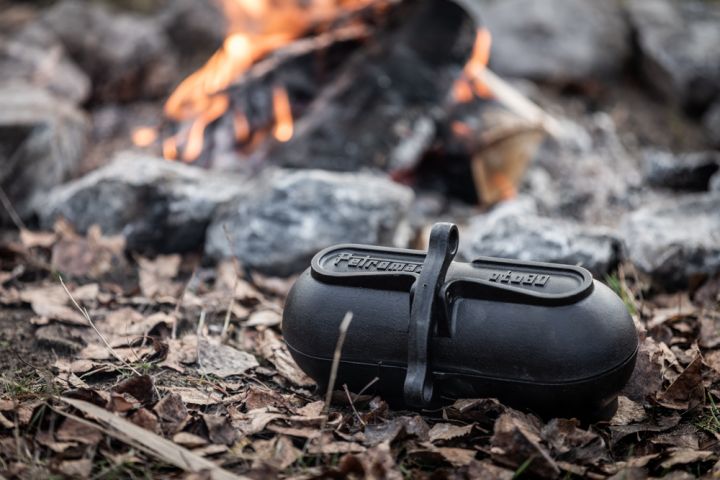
[1,228,720,478]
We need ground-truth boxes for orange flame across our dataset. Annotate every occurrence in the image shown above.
[453,28,493,103]
[131,127,158,147]
[272,86,294,142]
[163,0,379,162]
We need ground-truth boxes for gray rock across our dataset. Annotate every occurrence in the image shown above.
[643,150,720,191]
[621,193,720,290]
[626,0,720,112]
[523,113,642,223]
[0,31,90,104]
[205,170,414,276]
[0,85,88,223]
[38,152,245,252]
[704,101,720,147]
[480,0,630,84]
[712,173,720,192]
[34,0,178,101]
[460,197,622,277]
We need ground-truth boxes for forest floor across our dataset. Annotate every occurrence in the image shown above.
[0,224,719,479]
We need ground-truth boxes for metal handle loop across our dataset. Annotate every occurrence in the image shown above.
[404,222,458,408]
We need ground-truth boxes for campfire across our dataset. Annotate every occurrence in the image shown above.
[132,0,547,204]
[2,0,720,478]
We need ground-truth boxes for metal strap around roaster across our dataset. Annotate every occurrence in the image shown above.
[403,222,458,408]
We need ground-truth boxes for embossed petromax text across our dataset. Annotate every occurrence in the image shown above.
[488,270,550,287]
[333,252,423,273]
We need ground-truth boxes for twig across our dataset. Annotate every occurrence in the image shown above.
[220,224,242,341]
[306,312,353,462]
[59,276,141,376]
[323,311,353,416]
[343,383,366,427]
[356,376,379,397]
[172,265,197,340]
[470,66,563,138]
[0,184,26,231]
[55,398,246,480]
[196,309,206,337]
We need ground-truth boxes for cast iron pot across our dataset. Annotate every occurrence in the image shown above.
[282,222,638,420]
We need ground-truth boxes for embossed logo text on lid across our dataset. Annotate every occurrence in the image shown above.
[332,252,423,273]
[489,270,550,287]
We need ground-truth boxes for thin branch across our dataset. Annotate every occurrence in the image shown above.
[59,276,141,376]
[172,265,197,340]
[323,311,353,416]
[220,223,242,341]
[0,185,26,231]
[356,376,379,397]
[54,398,245,479]
[343,383,366,427]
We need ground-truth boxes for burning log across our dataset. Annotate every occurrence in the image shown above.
[183,24,370,169]
[262,0,476,172]
[418,98,545,204]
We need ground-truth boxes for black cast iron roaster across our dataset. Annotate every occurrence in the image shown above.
[282,222,638,420]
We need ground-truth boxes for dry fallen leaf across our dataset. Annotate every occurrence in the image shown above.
[113,374,158,406]
[656,354,705,410]
[308,437,365,455]
[611,396,647,426]
[609,413,681,447]
[364,416,429,446]
[203,414,237,445]
[0,412,13,429]
[138,254,182,298]
[21,284,86,325]
[229,408,283,436]
[101,309,174,346]
[267,423,321,439]
[53,358,97,374]
[244,385,286,411]
[245,309,282,328]
[660,448,715,469]
[490,411,559,477]
[466,460,514,479]
[56,417,104,446]
[51,223,126,278]
[252,435,301,470]
[198,337,258,378]
[159,335,198,372]
[57,459,92,478]
[20,229,57,249]
[165,386,223,406]
[337,443,401,479]
[541,418,608,466]
[173,432,209,448]
[428,422,474,443]
[153,393,190,435]
[129,408,160,434]
[257,329,313,387]
[409,443,477,467]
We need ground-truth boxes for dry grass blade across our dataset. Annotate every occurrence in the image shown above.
[0,184,27,231]
[323,311,353,416]
[59,276,142,376]
[59,397,248,480]
[221,224,242,340]
[344,383,365,427]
